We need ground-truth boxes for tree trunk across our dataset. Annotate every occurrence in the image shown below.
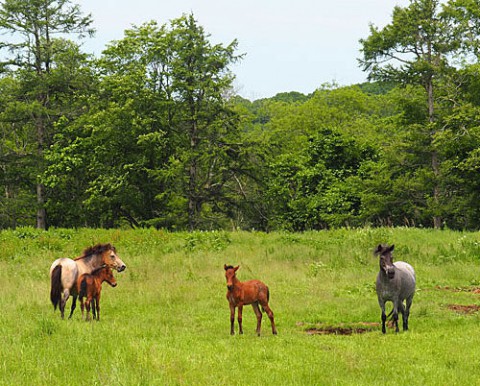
[36,183,46,229]
[35,112,46,230]
[188,119,199,231]
[426,78,441,229]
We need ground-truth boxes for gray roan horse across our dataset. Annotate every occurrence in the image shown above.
[374,244,415,334]
[50,243,126,319]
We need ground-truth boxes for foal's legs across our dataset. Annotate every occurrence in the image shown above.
[80,298,85,320]
[85,298,92,321]
[237,304,244,334]
[229,303,236,335]
[261,302,277,335]
[94,295,101,321]
[252,302,263,336]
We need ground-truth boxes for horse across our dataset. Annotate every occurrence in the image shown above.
[77,266,117,321]
[374,244,416,333]
[50,243,126,319]
[224,264,277,336]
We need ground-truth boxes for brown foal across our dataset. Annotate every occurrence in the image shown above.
[224,264,277,336]
[77,266,117,321]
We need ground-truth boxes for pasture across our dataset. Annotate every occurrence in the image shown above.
[1,227,480,385]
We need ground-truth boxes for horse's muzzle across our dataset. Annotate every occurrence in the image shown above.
[117,265,126,272]
[111,283,118,287]
[227,285,233,291]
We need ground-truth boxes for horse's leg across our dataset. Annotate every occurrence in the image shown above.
[262,303,277,335]
[379,300,386,334]
[237,304,244,335]
[252,302,262,336]
[85,298,92,321]
[95,294,100,321]
[60,289,70,319]
[229,303,235,335]
[404,295,413,331]
[80,298,85,320]
[392,301,399,333]
[398,302,406,331]
[68,294,77,319]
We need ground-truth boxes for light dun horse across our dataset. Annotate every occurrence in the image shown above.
[77,266,117,321]
[224,264,277,336]
[50,243,126,319]
[374,244,416,334]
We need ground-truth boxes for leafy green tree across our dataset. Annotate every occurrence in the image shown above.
[44,15,243,229]
[0,0,94,228]
[167,14,242,230]
[359,0,480,228]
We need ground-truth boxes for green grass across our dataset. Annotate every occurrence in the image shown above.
[2,227,480,385]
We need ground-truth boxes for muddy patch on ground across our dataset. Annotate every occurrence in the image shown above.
[447,304,480,314]
[301,322,380,335]
[435,285,480,293]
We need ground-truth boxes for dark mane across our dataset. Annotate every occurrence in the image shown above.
[224,265,235,270]
[75,243,116,261]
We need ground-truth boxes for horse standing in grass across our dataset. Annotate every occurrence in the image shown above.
[77,266,117,321]
[224,264,277,336]
[50,243,126,319]
[374,244,416,334]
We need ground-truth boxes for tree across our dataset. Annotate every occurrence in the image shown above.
[168,14,242,230]
[359,0,464,228]
[0,0,94,228]
[43,15,243,229]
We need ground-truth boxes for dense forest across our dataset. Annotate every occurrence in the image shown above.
[2,0,480,231]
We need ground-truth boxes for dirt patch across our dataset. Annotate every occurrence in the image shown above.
[447,304,480,314]
[435,285,480,293]
[304,322,380,335]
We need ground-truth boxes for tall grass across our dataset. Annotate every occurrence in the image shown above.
[1,227,480,385]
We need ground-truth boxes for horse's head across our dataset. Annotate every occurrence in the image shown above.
[374,244,395,279]
[102,267,117,288]
[224,264,239,290]
[98,244,126,272]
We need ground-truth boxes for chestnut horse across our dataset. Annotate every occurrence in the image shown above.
[50,243,126,319]
[224,264,277,336]
[77,266,117,321]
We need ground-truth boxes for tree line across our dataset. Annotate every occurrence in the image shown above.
[1,0,480,231]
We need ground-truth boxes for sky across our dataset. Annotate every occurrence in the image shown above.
[79,0,410,100]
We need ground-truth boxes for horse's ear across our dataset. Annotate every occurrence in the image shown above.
[234,265,240,271]
[389,244,395,252]
[224,264,228,271]
[374,244,383,255]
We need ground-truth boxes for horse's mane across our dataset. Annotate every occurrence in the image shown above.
[74,243,116,261]
[224,265,235,270]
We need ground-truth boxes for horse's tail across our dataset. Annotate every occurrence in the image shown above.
[79,276,87,299]
[50,265,63,310]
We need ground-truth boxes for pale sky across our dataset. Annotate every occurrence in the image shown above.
[79,0,409,100]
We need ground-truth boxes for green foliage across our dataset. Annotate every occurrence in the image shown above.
[3,2,480,231]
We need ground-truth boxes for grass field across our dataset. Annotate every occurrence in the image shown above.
[1,227,480,385]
